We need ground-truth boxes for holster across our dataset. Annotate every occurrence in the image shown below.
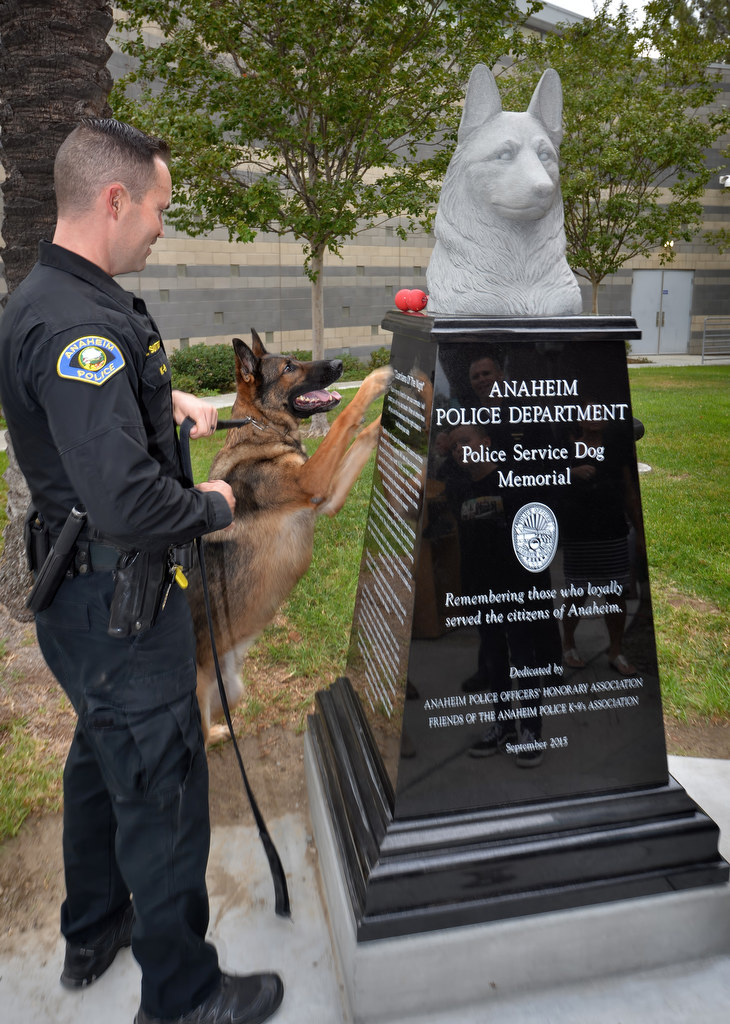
[171,542,194,574]
[107,549,168,638]
[25,505,87,614]
[24,504,50,574]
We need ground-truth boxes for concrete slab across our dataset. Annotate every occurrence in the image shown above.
[0,813,347,1024]
[305,738,730,1023]
[630,355,729,366]
[0,755,728,1024]
[1,749,728,1019]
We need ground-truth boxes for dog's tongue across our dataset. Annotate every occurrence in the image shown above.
[294,389,341,412]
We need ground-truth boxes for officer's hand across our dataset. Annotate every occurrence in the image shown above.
[197,479,236,522]
[172,390,218,437]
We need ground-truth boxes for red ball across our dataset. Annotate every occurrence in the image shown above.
[408,289,428,311]
[395,289,411,312]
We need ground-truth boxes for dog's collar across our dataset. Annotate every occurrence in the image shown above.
[217,417,290,439]
[217,416,271,433]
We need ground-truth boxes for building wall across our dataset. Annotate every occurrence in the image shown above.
[2,6,726,358]
[114,9,728,360]
[618,62,730,356]
[121,222,434,358]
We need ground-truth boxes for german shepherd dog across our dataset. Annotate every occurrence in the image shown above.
[426,64,582,317]
[188,330,392,744]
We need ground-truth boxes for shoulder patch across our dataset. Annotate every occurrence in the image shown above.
[57,336,126,386]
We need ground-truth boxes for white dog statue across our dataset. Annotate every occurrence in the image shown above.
[426,64,582,317]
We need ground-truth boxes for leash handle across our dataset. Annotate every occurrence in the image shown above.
[216,419,252,430]
[179,416,291,918]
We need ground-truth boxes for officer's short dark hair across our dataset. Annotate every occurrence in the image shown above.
[469,348,504,374]
[54,119,171,215]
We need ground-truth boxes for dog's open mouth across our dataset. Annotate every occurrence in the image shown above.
[292,389,341,416]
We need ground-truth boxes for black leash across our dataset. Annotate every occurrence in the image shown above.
[179,416,291,919]
[217,417,289,439]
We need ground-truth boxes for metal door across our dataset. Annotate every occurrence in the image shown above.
[631,270,693,355]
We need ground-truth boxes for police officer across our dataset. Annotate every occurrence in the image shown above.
[0,120,283,1024]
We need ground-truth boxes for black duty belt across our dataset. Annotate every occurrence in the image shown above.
[74,541,123,574]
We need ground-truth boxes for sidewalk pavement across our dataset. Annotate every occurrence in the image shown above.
[0,753,728,1024]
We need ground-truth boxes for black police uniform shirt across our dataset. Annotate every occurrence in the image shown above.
[0,240,232,548]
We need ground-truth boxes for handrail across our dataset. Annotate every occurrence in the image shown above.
[701,316,730,363]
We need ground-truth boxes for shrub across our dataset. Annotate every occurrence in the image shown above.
[170,343,236,393]
[367,347,391,371]
[333,352,367,381]
[171,372,200,395]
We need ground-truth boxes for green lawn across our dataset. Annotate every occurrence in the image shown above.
[190,368,730,726]
[628,366,730,720]
[2,367,729,723]
[0,365,728,837]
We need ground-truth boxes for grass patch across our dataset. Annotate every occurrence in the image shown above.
[0,637,66,841]
[197,369,730,727]
[192,369,730,728]
[629,366,730,719]
[0,365,726,829]
[0,719,64,839]
[0,450,8,539]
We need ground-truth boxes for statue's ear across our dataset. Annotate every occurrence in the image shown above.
[458,64,503,144]
[527,68,563,146]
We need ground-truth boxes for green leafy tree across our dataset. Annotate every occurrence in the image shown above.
[501,0,729,313]
[677,0,730,61]
[657,0,730,252]
[111,0,530,429]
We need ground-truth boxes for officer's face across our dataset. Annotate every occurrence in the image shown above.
[469,358,502,402]
[115,157,171,275]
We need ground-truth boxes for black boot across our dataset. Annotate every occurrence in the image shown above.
[134,972,284,1024]
[60,902,134,989]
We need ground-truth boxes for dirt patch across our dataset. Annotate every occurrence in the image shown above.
[0,610,75,758]
[0,725,310,955]
[664,715,730,759]
[665,589,721,614]
[1,604,728,954]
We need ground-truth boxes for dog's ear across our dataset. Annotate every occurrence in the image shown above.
[458,63,503,144]
[250,328,268,360]
[233,336,257,382]
[527,68,563,147]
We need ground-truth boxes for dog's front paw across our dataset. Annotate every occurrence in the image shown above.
[361,365,394,401]
[206,723,233,747]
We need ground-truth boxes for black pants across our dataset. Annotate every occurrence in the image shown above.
[36,570,220,1018]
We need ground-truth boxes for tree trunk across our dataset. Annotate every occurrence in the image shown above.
[0,437,33,619]
[307,244,329,437]
[0,0,114,293]
[0,0,113,617]
[591,278,600,315]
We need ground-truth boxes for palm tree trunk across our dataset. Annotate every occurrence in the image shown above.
[0,0,114,293]
[0,0,114,617]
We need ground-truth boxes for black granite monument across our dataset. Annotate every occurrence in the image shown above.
[307,311,729,941]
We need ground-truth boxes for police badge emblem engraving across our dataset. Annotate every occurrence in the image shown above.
[511,502,558,573]
[57,336,126,385]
